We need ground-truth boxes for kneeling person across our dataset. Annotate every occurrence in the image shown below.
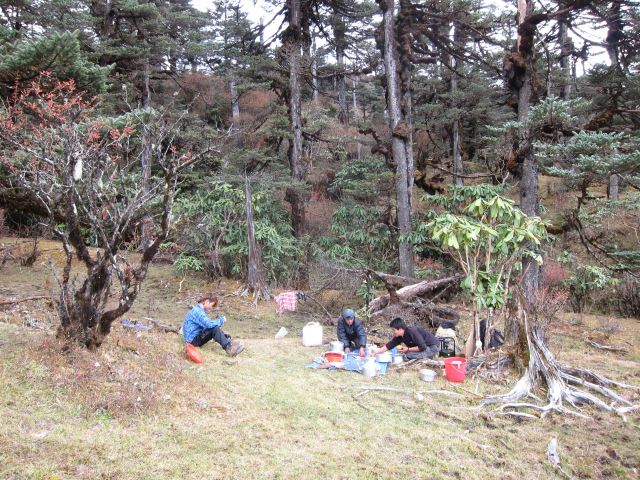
[183,294,244,357]
[374,317,439,360]
[337,308,366,357]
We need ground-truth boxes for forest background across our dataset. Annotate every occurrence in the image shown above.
[0,0,639,343]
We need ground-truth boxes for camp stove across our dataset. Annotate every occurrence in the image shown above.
[438,337,456,358]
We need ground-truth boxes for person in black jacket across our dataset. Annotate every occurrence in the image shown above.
[336,308,367,357]
[373,317,440,360]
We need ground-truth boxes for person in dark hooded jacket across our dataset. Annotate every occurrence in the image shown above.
[337,308,367,357]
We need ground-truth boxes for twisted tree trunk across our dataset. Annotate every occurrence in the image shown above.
[284,0,309,288]
[377,0,414,277]
[237,175,271,303]
[515,0,539,305]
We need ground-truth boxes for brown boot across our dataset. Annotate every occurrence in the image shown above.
[225,341,245,357]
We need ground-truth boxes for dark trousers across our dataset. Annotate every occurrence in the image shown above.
[191,326,231,349]
[404,344,440,360]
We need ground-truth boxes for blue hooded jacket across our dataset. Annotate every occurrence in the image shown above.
[336,309,367,349]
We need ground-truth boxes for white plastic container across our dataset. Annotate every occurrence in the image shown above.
[302,322,323,347]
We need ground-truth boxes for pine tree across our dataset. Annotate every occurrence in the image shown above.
[0,31,109,96]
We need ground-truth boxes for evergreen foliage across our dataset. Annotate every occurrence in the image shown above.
[0,31,110,94]
[173,181,301,283]
[1,0,640,336]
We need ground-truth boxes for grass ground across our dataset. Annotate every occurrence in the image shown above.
[0,237,639,480]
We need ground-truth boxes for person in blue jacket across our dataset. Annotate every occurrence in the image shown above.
[183,294,244,356]
[337,308,367,357]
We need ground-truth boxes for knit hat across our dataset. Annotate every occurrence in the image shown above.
[342,308,355,319]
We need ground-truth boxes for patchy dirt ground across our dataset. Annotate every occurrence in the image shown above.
[1,237,639,480]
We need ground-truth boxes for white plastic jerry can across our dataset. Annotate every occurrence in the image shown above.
[302,321,323,347]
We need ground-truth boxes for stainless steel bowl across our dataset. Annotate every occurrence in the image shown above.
[376,351,392,363]
[419,369,436,382]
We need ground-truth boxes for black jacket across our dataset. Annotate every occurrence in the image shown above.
[337,315,367,349]
[385,326,439,352]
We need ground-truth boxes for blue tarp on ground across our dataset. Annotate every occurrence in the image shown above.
[306,350,396,375]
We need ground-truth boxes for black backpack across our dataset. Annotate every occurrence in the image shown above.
[479,319,504,349]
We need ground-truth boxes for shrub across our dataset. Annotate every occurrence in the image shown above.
[542,259,568,287]
[614,274,640,319]
[173,181,300,284]
[534,285,570,322]
[534,258,570,321]
[317,202,396,272]
[174,254,205,273]
[564,265,618,313]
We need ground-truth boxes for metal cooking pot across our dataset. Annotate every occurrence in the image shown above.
[361,359,378,377]
[419,369,436,382]
[392,354,403,365]
[329,341,344,352]
[376,351,392,363]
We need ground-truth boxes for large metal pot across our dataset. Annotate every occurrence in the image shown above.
[329,341,344,352]
[376,351,392,363]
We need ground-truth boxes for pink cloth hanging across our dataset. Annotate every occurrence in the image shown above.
[274,291,298,315]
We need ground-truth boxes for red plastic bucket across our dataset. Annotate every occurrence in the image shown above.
[444,357,467,382]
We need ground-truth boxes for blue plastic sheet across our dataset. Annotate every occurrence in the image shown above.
[306,351,394,375]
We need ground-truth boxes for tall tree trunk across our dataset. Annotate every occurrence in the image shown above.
[284,0,309,288]
[450,24,464,186]
[352,76,358,123]
[259,17,265,45]
[378,0,414,277]
[398,0,415,228]
[230,77,240,124]
[516,0,539,305]
[452,116,463,186]
[238,175,271,302]
[334,15,348,124]
[608,172,619,201]
[140,63,153,250]
[605,1,623,198]
[353,76,361,160]
[311,32,319,102]
[605,0,623,72]
[558,20,572,99]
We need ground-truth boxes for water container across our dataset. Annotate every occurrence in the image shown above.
[444,357,467,382]
[302,322,323,347]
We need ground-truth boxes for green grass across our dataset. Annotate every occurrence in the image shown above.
[1,318,639,480]
[0,238,639,479]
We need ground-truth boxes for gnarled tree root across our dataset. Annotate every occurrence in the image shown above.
[234,285,272,306]
[480,321,639,421]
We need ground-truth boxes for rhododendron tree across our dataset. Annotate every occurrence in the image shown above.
[0,73,214,349]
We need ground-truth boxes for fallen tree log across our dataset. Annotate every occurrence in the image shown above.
[369,299,461,327]
[393,358,445,370]
[368,272,423,289]
[584,338,627,353]
[0,295,55,307]
[368,274,464,312]
[147,319,180,334]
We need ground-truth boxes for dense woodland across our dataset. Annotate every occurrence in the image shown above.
[0,0,639,353]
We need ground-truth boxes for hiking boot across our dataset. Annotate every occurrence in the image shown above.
[225,341,245,357]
